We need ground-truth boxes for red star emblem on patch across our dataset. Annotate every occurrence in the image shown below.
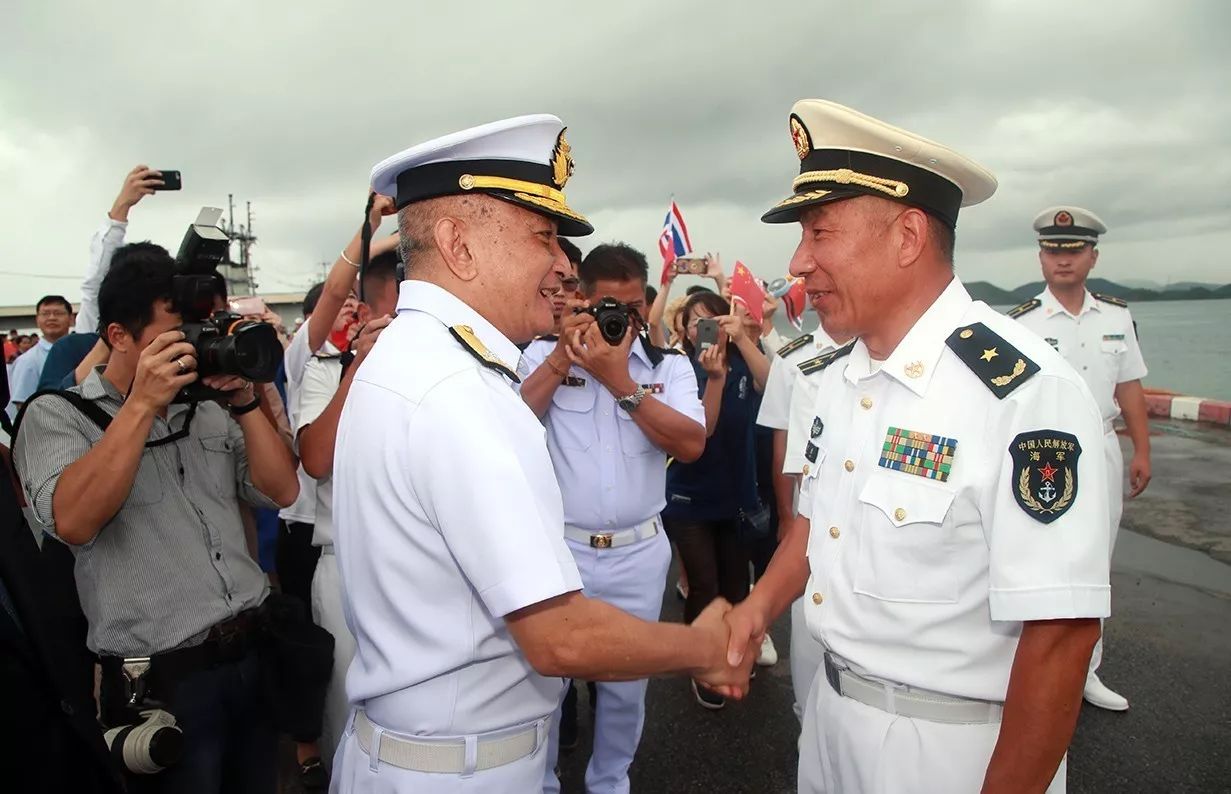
[1038,462,1059,482]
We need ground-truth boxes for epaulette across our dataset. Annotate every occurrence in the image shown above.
[946,322,1040,399]
[1006,299,1041,319]
[777,333,813,358]
[798,342,854,376]
[450,324,520,383]
[657,346,683,355]
[1092,292,1127,308]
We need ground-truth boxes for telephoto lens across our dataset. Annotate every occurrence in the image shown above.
[104,709,184,775]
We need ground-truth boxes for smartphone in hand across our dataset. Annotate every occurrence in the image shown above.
[695,318,720,352]
[229,296,266,317]
[154,170,182,191]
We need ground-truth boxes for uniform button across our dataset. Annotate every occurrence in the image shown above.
[178,467,185,476]
[215,552,221,560]
[828,526,840,539]
[801,464,810,475]
[605,446,612,452]
[844,459,855,472]
[860,397,873,410]
[1082,366,1088,370]
[894,508,907,522]
[60,699,75,716]
[811,592,823,605]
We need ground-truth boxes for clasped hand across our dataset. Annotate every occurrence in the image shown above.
[690,598,755,699]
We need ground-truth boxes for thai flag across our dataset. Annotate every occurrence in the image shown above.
[657,200,693,274]
[781,277,809,331]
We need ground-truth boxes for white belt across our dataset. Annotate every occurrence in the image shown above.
[564,516,660,549]
[823,653,1003,725]
[353,710,543,774]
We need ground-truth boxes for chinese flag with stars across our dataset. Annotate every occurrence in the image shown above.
[728,261,765,324]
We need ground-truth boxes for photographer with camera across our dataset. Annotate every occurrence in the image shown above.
[519,242,706,793]
[11,241,299,793]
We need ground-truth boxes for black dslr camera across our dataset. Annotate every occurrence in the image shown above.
[573,297,640,346]
[172,208,282,402]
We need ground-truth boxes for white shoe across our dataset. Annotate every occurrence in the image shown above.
[756,633,778,667]
[1083,673,1129,711]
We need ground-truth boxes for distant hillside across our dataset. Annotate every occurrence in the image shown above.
[968,278,1231,306]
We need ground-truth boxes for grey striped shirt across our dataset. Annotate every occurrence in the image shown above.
[13,368,276,656]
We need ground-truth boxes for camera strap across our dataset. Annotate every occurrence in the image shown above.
[11,390,198,459]
[358,192,376,304]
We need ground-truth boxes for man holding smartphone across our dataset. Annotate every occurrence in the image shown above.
[519,242,706,794]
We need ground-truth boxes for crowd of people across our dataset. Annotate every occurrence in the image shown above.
[0,98,1152,794]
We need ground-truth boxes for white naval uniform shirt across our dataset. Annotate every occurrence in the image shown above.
[332,281,583,736]
[757,327,842,476]
[1013,288,1148,426]
[798,278,1111,703]
[295,341,343,548]
[520,338,703,531]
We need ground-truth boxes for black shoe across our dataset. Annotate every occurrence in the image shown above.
[299,757,328,792]
[691,679,726,710]
[559,680,579,751]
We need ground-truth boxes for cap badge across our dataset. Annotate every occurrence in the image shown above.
[789,115,812,161]
[551,129,575,189]
[1054,210,1074,227]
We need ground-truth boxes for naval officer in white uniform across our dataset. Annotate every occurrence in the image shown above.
[719,100,1112,793]
[329,115,751,793]
[1010,207,1152,712]
[756,322,848,721]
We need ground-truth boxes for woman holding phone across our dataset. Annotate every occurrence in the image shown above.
[663,291,769,710]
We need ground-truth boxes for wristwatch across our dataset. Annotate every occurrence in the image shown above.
[616,386,650,413]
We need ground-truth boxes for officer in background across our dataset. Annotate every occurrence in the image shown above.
[755,321,850,721]
[520,242,706,793]
[721,99,1111,793]
[330,115,750,793]
[1009,207,1151,711]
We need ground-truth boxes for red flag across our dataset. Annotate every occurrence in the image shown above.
[728,261,765,325]
[781,277,808,330]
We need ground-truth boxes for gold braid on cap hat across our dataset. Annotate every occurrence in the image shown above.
[793,168,909,199]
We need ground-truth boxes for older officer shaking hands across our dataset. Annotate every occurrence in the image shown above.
[720,100,1111,793]
[329,116,751,793]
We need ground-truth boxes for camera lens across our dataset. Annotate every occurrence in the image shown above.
[227,321,282,382]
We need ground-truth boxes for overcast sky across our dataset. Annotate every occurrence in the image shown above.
[3,0,1228,309]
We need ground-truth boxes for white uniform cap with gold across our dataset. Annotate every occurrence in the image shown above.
[1033,206,1106,249]
[762,99,997,229]
[370,114,593,237]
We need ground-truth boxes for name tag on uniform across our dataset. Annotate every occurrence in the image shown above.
[640,383,665,394]
[563,376,587,387]
[878,426,957,483]
[1102,334,1125,342]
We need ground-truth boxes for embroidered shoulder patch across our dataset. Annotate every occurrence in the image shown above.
[1009,430,1081,524]
[946,323,1039,399]
[1092,292,1127,308]
[1007,299,1041,319]
[799,342,855,376]
[777,333,813,358]
[450,325,520,383]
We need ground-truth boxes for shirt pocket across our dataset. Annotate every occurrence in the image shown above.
[199,433,238,497]
[616,409,656,456]
[1099,339,1127,357]
[549,386,598,451]
[853,471,959,604]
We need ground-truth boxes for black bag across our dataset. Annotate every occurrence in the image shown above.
[256,592,335,743]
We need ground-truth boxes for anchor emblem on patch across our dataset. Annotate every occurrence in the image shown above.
[1008,429,1082,524]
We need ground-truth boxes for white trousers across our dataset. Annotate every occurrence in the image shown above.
[1091,429,1125,675]
[331,712,550,793]
[790,597,824,723]
[313,550,357,768]
[798,672,1066,793]
[543,530,672,794]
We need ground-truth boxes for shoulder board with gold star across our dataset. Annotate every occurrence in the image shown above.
[449,324,520,383]
[798,342,854,376]
[777,333,813,358]
[946,323,1040,399]
[1006,298,1041,319]
[1092,292,1127,308]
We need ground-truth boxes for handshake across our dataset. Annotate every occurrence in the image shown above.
[689,597,770,700]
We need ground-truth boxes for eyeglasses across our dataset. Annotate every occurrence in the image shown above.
[37,310,70,319]
[560,278,580,292]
